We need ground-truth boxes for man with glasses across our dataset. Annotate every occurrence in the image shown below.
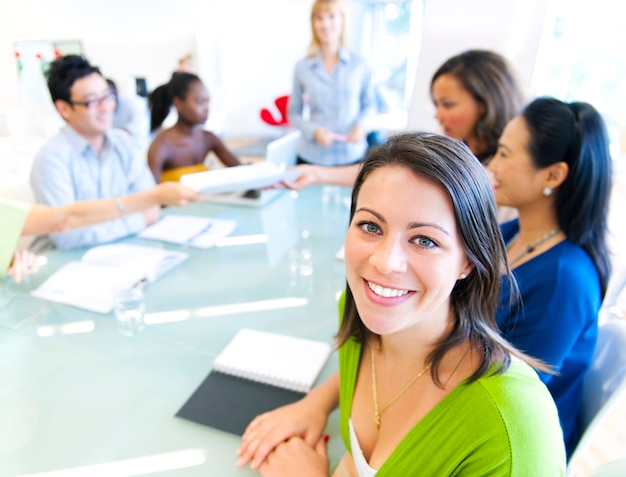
[30,55,159,249]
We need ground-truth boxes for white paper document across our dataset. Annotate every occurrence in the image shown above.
[180,130,301,194]
[31,243,189,313]
[180,162,301,195]
[138,215,237,248]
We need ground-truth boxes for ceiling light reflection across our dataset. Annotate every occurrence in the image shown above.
[144,310,191,325]
[37,321,95,337]
[194,297,308,318]
[144,297,308,325]
[216,234,267,247]
[19,448,206,477]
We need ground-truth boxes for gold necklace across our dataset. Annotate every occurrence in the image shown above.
[370,344,431,429]
[507,228,561,266]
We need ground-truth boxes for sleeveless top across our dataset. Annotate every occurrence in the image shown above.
[160,163,209,182]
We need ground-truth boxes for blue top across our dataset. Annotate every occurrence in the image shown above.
[288,48,375,166]
[30,126,156,250]
[497,220,601,457]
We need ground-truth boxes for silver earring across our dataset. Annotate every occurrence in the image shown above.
[542,187,553,196]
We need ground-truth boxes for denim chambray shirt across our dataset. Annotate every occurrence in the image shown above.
[288,48,376,166]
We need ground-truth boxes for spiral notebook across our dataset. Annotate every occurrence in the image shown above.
[176,328,332,435]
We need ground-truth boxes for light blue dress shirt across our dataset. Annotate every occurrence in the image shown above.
[288,48,375,166]
[30,126,156,250]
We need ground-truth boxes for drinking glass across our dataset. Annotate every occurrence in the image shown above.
[113,287,145,337]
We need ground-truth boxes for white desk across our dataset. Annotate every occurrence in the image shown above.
[0,186,351,476]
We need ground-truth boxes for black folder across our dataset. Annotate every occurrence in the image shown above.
[176,370,306,436]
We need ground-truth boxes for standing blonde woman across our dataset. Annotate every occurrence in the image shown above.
[288,0,375,169]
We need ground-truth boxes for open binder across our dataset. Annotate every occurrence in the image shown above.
[30,243,188,313]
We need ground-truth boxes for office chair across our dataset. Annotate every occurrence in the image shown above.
[567,319,626,476]
[579,319,626,429]
[601,269,626,323]
[260,95,289,127]
[588,458,626,477]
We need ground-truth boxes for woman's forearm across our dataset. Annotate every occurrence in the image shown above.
[306,371,340,416]
[319,164,361,187]
[21,183,196,236]
[23,202,113,236]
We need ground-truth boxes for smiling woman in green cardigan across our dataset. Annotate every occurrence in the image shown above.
[236,132,566,477]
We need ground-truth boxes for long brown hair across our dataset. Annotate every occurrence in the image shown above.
[522,97,612,298]
[337,132,548,386]
[431,50,525,164]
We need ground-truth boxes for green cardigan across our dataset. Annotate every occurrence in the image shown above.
[337,306,566,475]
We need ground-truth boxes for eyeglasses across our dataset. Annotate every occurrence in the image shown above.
[69,92,116,111]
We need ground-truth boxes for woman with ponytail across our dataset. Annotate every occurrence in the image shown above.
[147,72,241,182]
[488,97,613,457]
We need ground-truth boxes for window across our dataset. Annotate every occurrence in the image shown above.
[14,40,83,106]
[531,0,626,160]
[348,0,424,121]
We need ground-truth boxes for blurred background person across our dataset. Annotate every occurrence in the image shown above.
[106,78,150,152]
[489,97,612,457]
[288,0,376,170]
[30,55,160,250]
[147,72,241,183]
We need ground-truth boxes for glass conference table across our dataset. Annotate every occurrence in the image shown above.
[0,186,351,477]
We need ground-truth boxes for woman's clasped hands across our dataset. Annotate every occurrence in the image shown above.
[236,395,330,476]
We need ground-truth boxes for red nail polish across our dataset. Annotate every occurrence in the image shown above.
[323,434,330,443]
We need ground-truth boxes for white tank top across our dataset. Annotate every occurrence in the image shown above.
[349,418,378,477]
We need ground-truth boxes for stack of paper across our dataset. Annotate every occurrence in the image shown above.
[180,162,301,194]
[138,215,237,248]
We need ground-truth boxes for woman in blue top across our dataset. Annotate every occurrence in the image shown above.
[488,97,612,457]
[288,0,376,167]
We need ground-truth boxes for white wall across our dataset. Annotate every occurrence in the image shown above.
[0,0,549,138]
[407,0,549,132]
[0,0,197,102]
[193,0,312,138]
[0,0,313,138]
